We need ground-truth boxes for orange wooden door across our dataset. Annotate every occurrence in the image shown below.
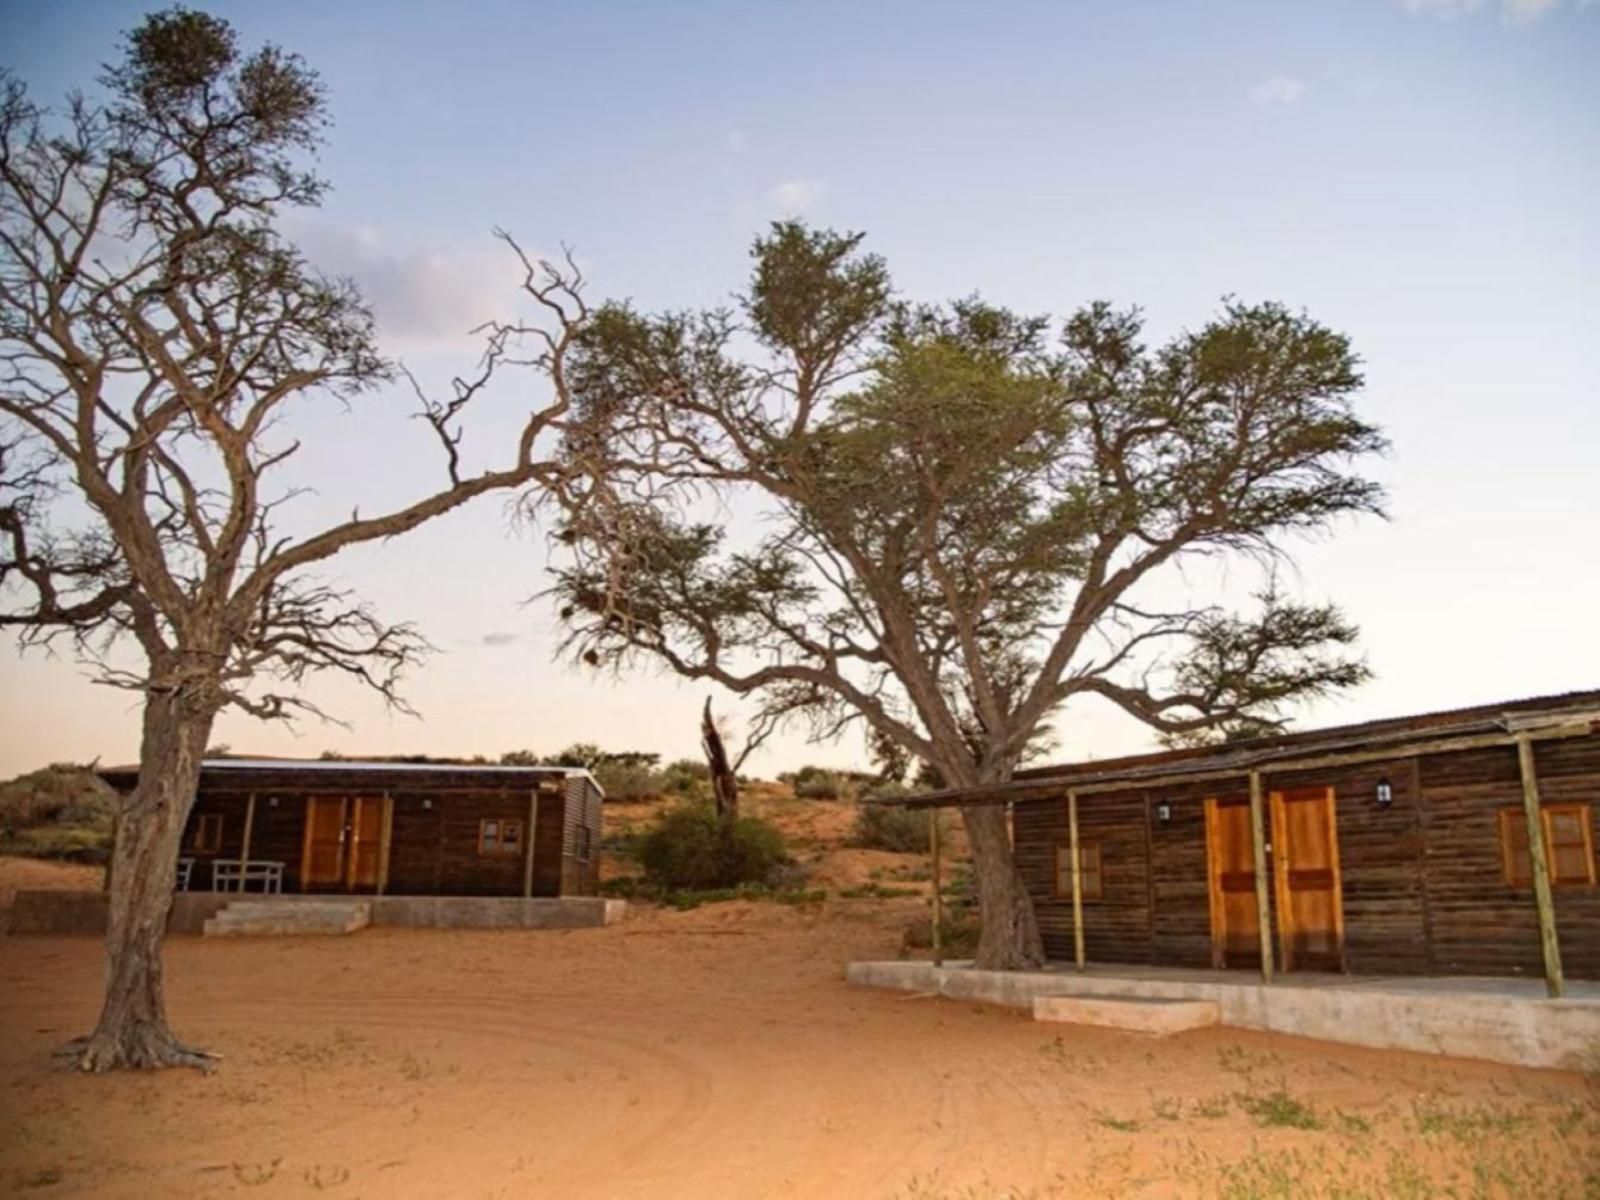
[1270,786,1345,972]
[345,797,388,890]
[1205,796,1262,969]
[301,797,347,887]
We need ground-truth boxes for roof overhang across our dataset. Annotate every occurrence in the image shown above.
[99,757,605,798]
[872,694,1600,811]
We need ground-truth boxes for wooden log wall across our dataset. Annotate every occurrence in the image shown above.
[176,775,574,898]
[1014,731,1600,980]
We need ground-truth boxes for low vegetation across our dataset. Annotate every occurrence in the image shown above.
[634,802,791,891]
[0,765,116,863]
[853,786,939,852]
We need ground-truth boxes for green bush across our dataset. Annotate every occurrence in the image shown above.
[0,764,116,836]
[0,824,111,863]
[591,759,665,800]
[790,765,846,800]
[636,803,790,890]
[853,786,937,852]
[659,759,711,795]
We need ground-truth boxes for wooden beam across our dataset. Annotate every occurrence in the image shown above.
[238,792,257,894]
[929,808,943,967]
[1248,771,1275,984]
[1068,789,1085,970]
[885,718,1598,810]
[377,794,394,896]
[1516,735,1564,999]
[523,790,541,899]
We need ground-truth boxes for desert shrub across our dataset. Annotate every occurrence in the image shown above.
[901,910,981,958]
[659,758,711,796]
[636,803,790,890]
[0,765,115,834]
[591,758,665,800]
[0,766,116,862]
[853,786,939,852]
[788,765,847,800]
[2,825,111,864]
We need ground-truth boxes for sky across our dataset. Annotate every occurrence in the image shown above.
[0,0,1596,778]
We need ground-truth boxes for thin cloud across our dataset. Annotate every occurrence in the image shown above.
[726,129,749,153]
[766,180,825,215]
[1399,0,1589,20]
[289,219,523,351]
[1249,76,1307,105]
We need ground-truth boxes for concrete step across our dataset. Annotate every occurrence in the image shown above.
[203,900,371,937]
[1032,993,1221,1035]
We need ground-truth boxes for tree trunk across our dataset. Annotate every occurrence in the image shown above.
[701,698,738,829]
[64,688,218,1072]
[963,803,1044,970]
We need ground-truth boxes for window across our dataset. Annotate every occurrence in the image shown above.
[478,818,524,857]
[574,825,592,863]
[1499,805,1596,887]
[1053,842,1103,899]
[191,813,223,854]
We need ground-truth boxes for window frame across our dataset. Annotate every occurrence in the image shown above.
[1053,841,1103,900]
[1498,804,1596,888]
[191,812,224,855]
[478,817,525,858]
[574,824,593,863]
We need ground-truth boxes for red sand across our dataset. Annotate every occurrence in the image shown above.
[2,894,1595,1198]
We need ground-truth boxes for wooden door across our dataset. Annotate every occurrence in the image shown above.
[1204,795,1262,969]
[345,797,388,891]
[1269,786,1345,973]
[302,797,347,887]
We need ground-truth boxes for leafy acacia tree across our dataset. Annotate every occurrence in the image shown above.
[0,11,584,1068]
[552,224,1385,968]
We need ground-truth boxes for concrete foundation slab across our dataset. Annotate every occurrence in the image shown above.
[846,960,1600,1070]
[1033,993,1220,1034]
[9,890,626,935]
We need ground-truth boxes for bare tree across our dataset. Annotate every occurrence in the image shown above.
[0,11,586,1069]
[550,223,1386,969]
[698,696,781,831]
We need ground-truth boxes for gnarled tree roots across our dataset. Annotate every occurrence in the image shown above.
[55,1026,219,1073]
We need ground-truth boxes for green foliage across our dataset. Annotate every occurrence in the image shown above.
[782,764,876,800]
[853,788,937,852]
[793,771,845,800]
[659,758,711,798]
[1237,1089,1323,1131]
[589,759,661,800]
[838,882,920,899]
[635,803,790,890]
[0,765,116,862]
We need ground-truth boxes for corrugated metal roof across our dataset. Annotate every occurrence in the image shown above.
[99,757,605,797]
[879,688,1600,810]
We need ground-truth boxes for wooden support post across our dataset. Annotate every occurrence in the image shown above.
[1517,735,1564,999]
[377,794,394,896]
[929,808,943,967]
[239,793,257,894]
[1068,789,1085,970]
[1248,771,1275,984]
[523,790,541,899]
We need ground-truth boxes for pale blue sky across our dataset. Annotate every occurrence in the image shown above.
[1,0,1596,776]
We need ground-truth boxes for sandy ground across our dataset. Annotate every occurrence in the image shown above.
[2,895,1596,1199]
[0,855,101,913]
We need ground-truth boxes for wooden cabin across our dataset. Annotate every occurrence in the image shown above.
[100,759,605,898]
[906,691,1600,990]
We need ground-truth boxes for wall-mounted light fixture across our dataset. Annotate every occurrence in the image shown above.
[267,795,279,808]
[421,798,433,811]
[1156,800,1173,826]
[1375,777,1394,808]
